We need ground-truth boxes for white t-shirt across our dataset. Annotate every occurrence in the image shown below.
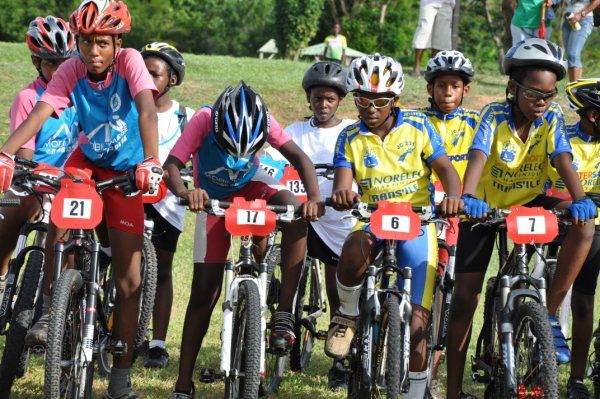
[267,118,356,256]
[152,100,195,232]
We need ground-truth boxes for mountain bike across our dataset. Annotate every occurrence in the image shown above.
[470,206,563,398]
[338,200,437,399]
[0,157,60,396]
[181,197,299,399]
[42,169,150,398]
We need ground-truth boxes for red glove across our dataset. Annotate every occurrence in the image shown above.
[0,152,15,193]
[135,157,163,194]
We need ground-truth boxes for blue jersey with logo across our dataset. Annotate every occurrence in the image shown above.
[33,84,78,166]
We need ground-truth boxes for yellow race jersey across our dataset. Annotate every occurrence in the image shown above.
[470,101,571,209]
[547,123,600,194]
[421,107,479,182]
[333,108,446,207]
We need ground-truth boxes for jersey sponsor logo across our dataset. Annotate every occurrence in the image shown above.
[39,122,78,154]
[448,153,469,162]
[366,183,420,203]
[204,164,252,186]
[397,143,415,162]
[359,171,423,189]
[83,93,129,154]
[119,219,134,228]
[500,142,516,162]
[363,148,378,168]
[526,135,543,154]
[451,129,464,147]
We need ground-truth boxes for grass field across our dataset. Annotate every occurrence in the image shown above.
[0,40,595,397]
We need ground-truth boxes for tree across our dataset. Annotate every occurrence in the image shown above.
[274,0,324,59]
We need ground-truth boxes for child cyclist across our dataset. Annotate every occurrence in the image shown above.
[0,1,161,398]
[0,16,78,297]
[326,53,463,399]
[420,50,478,388]
[164,81,322,398]
[547,79,600,399]
[262,61,356,389]
[445,38,597,399]
[140,42,194,369]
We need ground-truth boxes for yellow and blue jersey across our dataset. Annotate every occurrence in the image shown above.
[470,101,571,209]
[547,123,600,194]
[421,107,479,183]
[333,108,446,207]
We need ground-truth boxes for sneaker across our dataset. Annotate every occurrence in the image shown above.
[270,311,296,351]
[144,346,169,368]
[24,312,50,348]
[173,384,195,399]
[567,378,591,399]
[327,361,348,390]
[549,315,571,364]
[324,313,358,359]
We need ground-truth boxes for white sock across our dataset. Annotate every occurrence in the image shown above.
[407,370,428,399]
[100,246,112,258]
[336,277,362,317]
[149,339,166,350]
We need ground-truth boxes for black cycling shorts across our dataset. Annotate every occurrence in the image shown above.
[573,229,600,296]
[307,223,340,266]
[456,195,565,274]
[144,204,182,253]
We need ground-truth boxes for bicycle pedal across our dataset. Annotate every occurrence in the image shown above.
[198,367,223,383]
[108,339,128,356]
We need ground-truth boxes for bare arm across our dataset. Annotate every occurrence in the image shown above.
[134,90,159,160]
[430,155,461,198]
[278,141,321,201]
[1,102,54,154]
[164,155,187,198]
[553,152,586,200]
[462,150,488,196]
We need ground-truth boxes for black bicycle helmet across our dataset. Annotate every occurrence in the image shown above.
[141,42,185,85]
[302,61,348,95]
[212,81,270,158]
[566,79,600,111]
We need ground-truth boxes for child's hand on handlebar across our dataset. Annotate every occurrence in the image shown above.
[179,188,209,212]
[301,199,324,222]
[440,195,463,217]
[332,189,361,210]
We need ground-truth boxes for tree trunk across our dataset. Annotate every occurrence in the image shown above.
[380,1,389,25]
[451,0,461,49]
[483,0,506,71]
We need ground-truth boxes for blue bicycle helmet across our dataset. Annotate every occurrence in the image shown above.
[212,81,270,158]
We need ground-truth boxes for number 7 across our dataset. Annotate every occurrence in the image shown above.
[528,217,536,232]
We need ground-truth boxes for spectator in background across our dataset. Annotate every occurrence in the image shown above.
[510,0,554,44]
[323,22,347,64]
[412,0,455,77]
[562,0,600,81]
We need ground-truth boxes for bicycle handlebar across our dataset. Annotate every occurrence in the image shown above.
[178,198,301,215]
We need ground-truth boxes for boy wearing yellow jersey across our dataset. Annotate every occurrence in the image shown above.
[326,54,462,399]
[446,39,597,399]
[547,79,600,399]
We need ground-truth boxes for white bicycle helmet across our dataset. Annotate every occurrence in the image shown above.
[503,38,566,81]
[27,16,76,59]
[347,53,404,96]
[424,50,474,83]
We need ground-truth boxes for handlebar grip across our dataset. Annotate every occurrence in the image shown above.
[313,163,333,170]
[178,198,189,206]
[0,198,21,207]
[14,156,38,169]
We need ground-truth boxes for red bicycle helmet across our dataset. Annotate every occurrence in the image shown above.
[70,0,131,35]
[27,16,76,59]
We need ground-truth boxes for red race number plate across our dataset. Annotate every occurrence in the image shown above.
[51,178,103,229]
[506,206,558,244]
[369,201,421,240]
[280,166,307,203]
[224,197,276,237]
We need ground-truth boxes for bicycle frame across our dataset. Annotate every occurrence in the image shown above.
[220,235,269,377]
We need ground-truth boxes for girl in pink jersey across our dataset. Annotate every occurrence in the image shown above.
[0,1,160,398]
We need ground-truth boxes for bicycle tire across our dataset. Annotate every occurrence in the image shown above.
[426,280,444,396]
[134,237,157,355]
[290,256,317,372]
[347,321,370,399]
[225,280,261,399]
[98,268,116,378]
[373,294,401,398]
[0,250,44,396]
[512,301,558,399]
[44,268,91,399]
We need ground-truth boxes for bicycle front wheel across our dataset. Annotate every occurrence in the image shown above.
[0,250,44,396]
[512,301,558,399]
[45,268,93,399]
[135,237,158,355]
[224,280,261,399]
[373,294,401,398]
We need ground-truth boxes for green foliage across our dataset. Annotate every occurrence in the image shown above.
[274,0,324,58]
